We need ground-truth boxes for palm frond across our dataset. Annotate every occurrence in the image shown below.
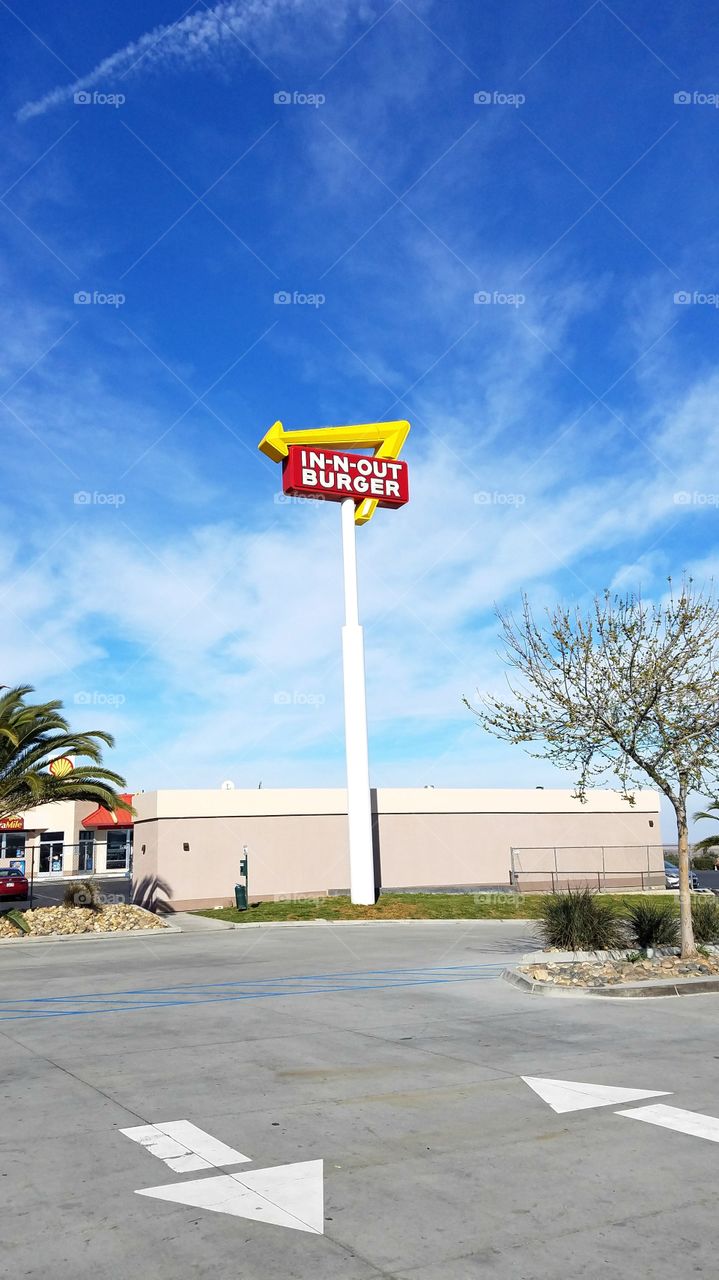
[0,686,128,820]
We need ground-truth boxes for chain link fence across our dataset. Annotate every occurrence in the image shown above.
[510,845,666,893]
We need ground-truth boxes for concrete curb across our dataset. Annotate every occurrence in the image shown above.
[503,966,719,999]
[520,946,719,963]
[199,916,539,930]
[0,914,540,946]
[0,919,181,947]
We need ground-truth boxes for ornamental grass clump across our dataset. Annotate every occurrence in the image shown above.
[691,895,719,944]
[538,888,623,951]
[63,879,102,910]
[625,899,679,951]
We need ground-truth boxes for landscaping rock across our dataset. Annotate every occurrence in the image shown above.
[0,903,166,939]
[518,953,719,988]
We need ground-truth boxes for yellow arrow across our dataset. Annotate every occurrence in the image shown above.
[258,419,410,524]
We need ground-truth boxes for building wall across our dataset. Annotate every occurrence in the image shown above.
[132,787,663,909]
[0,799,131,877]
[1,799,93,876]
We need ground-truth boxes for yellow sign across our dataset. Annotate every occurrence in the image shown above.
[258,419,410,523]
[48,756,74,778]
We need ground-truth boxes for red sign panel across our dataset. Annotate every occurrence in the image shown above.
[0,817,24,830]
[282,447,409,508]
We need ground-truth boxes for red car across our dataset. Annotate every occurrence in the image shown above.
[0,866,29,900]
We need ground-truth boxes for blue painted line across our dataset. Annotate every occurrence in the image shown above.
[0,967,505,1021]
[0,962,505,1005]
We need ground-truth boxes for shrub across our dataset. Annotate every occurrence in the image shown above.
[539,888,623,951]
[6,908,30,934]
[691,895,719,944]
[625,899,679,950]
[63,880,101,910]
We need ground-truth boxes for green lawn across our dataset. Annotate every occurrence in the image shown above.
[193,891,667,924]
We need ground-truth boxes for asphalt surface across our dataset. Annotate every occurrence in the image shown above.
[1,875,131,910]
[695,870,719,891]
[2,919,719,1279]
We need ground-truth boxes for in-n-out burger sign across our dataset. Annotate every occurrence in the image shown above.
[282,446,409,508]
[259,418,411,905]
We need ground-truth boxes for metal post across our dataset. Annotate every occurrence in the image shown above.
[340,498,375,905]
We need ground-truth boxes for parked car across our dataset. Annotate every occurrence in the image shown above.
[0,866,29,900]
[664,862,699,891]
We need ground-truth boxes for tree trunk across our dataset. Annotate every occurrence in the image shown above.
[676,797,696,958]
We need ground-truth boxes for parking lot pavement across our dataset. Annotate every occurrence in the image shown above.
[4,875,131,910]
[2,919,719,1279]
[695,869,719,891]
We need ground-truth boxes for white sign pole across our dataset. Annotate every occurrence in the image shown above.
[340,496,375,904]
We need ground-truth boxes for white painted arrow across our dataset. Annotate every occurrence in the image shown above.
[524,1077,719,1154]
[617,1104,719,1143]
[137,1159,324,1234]
[121,1120,249,1173]
[522,1076,672,1114]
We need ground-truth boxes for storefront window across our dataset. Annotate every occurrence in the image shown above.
[1,832,26,873]
[39,832,64,874]
[78,830,95,872]
[106,830,131,870]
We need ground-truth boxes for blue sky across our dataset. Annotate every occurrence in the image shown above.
[2,0,719,834]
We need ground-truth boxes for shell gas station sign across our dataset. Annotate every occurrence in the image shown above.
[259,418,411,904]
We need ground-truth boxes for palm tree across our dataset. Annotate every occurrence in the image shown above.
[693,800,719,855]
[0,685,131,821]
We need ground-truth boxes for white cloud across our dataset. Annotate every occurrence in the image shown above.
[3,364,719,796]
[17,0,365,122]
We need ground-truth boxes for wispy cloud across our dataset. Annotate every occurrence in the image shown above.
[17,0,358,122]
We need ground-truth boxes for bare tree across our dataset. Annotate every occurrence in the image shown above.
[465,581,719,957]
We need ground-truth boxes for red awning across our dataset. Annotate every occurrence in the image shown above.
[82,794,134,829]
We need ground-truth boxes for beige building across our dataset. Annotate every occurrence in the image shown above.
[132,786,664,910]
[0,795,133,881]
[2,787,664,907]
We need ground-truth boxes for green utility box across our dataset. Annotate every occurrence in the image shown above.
[234,848,249,910]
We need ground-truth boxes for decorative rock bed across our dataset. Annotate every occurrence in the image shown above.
[519,953,719,988]
[0,903,167,939]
